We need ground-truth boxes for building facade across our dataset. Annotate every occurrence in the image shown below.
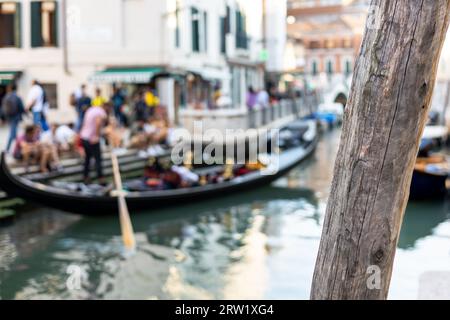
[0,0,287,129]
[286,0,450,118]
[286,0,370,104]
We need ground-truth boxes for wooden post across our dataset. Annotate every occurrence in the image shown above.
[311,0,450,300]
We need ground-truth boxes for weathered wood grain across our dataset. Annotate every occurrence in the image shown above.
[311,0,450,300]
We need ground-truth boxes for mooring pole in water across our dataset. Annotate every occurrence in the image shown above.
[311,1,450,300]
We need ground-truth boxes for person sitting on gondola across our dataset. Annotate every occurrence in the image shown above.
[157,158,182,189]
[39,123,64,171]
[148,115,169,145]
[221,158,235,182]
[55,123,78,154]
[13,125,56,173]
[144,157,164,178]
[171,165,199,188]
[129,120,155,151]
[142,157,200,190]
[104,116,125,150]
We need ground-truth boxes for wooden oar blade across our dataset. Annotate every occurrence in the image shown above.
[119,197,136,250]
[111,149,136,251]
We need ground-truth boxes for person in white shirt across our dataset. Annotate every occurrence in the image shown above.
[41,123,77,152]
[39,123,63,171]
[257,88,270,109]
[56,124,76,151]
[27,80,49,131]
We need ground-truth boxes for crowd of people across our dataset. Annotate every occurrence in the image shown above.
[124,153,267,192]
[1,81,171,183]
[0,80,281,192]
[0,80,76,173]
[246,86,271,111]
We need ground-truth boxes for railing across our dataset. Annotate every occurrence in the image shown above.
[179,96,319,134]
[247,96,319,129]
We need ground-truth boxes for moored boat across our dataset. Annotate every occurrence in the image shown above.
[0,120,318,215]
[305,102,344,129]
[410,155,449,200]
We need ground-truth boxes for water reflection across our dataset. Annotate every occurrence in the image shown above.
[0,128,449,300]
[399,201,450,249]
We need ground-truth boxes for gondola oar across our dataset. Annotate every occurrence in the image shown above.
[110,148,136,251]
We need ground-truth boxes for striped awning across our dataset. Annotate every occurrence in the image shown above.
[0,71,21,85]
[90,67,163,84]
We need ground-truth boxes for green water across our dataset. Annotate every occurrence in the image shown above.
[0,129,449,299]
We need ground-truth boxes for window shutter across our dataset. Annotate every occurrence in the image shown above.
[191,7,200,52]
[53,0,59,46]
[225,6,230,34]
[31,1,42,47]
[235,10,240,47]
[203,11,207,52]
[15,2,22,47]
[220,17,226,54]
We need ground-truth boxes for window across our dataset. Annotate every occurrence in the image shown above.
[311,60,318,75]
[31,1,59,48]
[0,2,21,48]
[325,39,334,48]
[345,60,352,75]
[220,6,230,54]
[220,17,226,54]
[191,7,200,52]
[225,6,231,33]
[41,83,57,109]
[326,60,334,75]
[191,7,208,53]
[309,40,321,49]
[235,9,248,49]
[343,38,353,48]
[174,0,180,48]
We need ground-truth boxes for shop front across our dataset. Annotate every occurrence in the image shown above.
[89,66,186,125]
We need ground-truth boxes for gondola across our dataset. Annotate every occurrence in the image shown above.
[410,169,448,200]
[409,137,449,200]
[410,155,449,200]
[0,121,318,215]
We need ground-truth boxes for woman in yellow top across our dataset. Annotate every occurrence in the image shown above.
[92,88,108,107]
[145,89,160,118]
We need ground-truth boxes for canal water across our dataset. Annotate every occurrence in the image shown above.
[0,129,449,300]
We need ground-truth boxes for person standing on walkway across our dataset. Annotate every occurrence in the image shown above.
[246,86,258,110]
[27,80,49,131]
[2,83,25,153]
[145,87,159,119]
[257,88,269,108]
[80,100,109,184]
[92,88,107,107]
[73,84,91,132]
[246,86,258,128]
[134,90,148,122]
[111,85,127,127]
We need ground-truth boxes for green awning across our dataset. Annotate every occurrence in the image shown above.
[0,71,20,85]
[90,67,163,84]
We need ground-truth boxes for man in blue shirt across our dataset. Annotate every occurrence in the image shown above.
[111,85,127,127]
[75,84,92,132]
[2,83,25,153]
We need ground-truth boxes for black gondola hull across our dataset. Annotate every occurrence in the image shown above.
[0,134,318,215]
[409,169,448,200]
